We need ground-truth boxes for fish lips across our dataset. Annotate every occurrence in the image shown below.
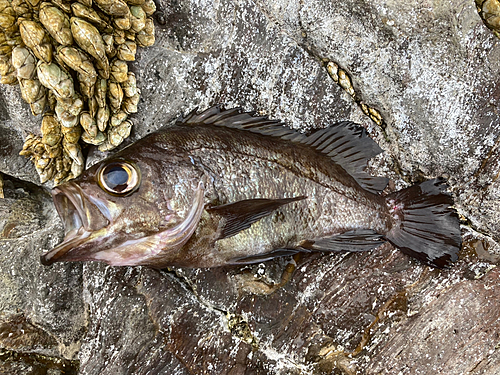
[41,182,112,265]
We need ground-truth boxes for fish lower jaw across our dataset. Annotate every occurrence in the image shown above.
[90,239,164,267]
[41,229,93,265]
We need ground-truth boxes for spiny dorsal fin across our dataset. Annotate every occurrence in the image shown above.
[180,106,388,194]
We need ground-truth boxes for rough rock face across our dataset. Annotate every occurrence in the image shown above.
[1,0,500,374]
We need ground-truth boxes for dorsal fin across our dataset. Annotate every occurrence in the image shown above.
[179,106,388,194]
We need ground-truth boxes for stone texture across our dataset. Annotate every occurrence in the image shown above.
[0,89,40,184]
[1,0,500,374]
[0,178,83,374]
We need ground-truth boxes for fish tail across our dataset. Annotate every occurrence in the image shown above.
[385,177,461,268]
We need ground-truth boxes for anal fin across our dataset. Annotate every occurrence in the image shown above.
[208,196,306,240]
[229,248,304,265]
[228,229,386,265]
[299,229,386,252]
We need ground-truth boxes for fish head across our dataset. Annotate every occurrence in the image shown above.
[41,147,206,267]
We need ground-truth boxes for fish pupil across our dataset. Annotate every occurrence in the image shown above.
[104,166,129,192]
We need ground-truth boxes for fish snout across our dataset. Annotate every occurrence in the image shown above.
[41,182,113,266]
[52,182,110,234]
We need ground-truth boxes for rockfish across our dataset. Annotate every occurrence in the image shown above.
[41,106,461,268]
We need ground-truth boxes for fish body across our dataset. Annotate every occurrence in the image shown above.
[41,106,461,268]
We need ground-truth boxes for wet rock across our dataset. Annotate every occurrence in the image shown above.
[366,266,500,374]
[0,89,40,184]
[1,0,500,374]
[0,177,84,373]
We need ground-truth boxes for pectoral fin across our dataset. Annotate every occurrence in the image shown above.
[207,196,306,240]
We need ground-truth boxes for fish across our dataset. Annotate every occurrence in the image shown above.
[40,106,462,269]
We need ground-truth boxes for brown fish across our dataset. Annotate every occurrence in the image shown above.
[41,106,461,268]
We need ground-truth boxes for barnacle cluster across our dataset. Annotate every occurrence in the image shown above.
[0,0,156,184]
[476,0,500,37]
[326,61,383,127]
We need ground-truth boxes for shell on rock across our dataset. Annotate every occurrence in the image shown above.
[19,19,53,63]
[56,46,97,80]
[80,111,98,138]
[70,17,110,78]
[19,77,45,104]
[29,90,48,116]
[102,34,116,56]
[116,40,136,61]
[63,138,83,165]
[50,0,72,13]
[140,0,156,16]
[129,6,146,32]
[37,61,74,99]
[96,105,110,132]
[39,3,73,46]
[71,3,110,31]
[114,12,132,31]
[136,17,154,47]
[55,95,84,128]
[61,123,82,144]
[108,81,123,111]
[41,113,62,147]
[12,46,36,79]
[122,92,139,114]
[110,58,128,82]
[88,96,98,117]
[95,77,107,107]
[110,109,127,126]
[109,118,132,145]
[94,0,130,17]
[82,130,106,145]
[121,71,137,96]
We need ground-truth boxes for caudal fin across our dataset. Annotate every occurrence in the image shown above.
[385,178,461,268]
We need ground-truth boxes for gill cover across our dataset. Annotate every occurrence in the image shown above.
[92,181,206,266]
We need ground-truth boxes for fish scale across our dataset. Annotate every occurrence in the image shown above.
[185,147,387,261]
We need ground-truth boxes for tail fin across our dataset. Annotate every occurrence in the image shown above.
[385,178,461,268]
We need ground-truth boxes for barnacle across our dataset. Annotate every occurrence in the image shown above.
[18,77,47,115]
[0,0,156,184]
[37,61,75,99]
[39,3,73,46]
[108,80,123,111]
[19,20,52,63]
[477,0,500,36]
[55,95,83,127]
[107,118,132,148]
[12,46,36,79]
[70,17,110,78]
[122,92,139,114]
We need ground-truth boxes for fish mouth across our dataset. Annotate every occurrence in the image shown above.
[41,183,110,266]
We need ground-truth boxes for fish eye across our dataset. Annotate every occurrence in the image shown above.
[98,161,141,196]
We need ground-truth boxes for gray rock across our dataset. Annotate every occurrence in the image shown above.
[0,178,83,373]
[1,0,499,374]
[0,87,40,185]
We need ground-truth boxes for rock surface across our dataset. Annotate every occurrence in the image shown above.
[1,0,500,374]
